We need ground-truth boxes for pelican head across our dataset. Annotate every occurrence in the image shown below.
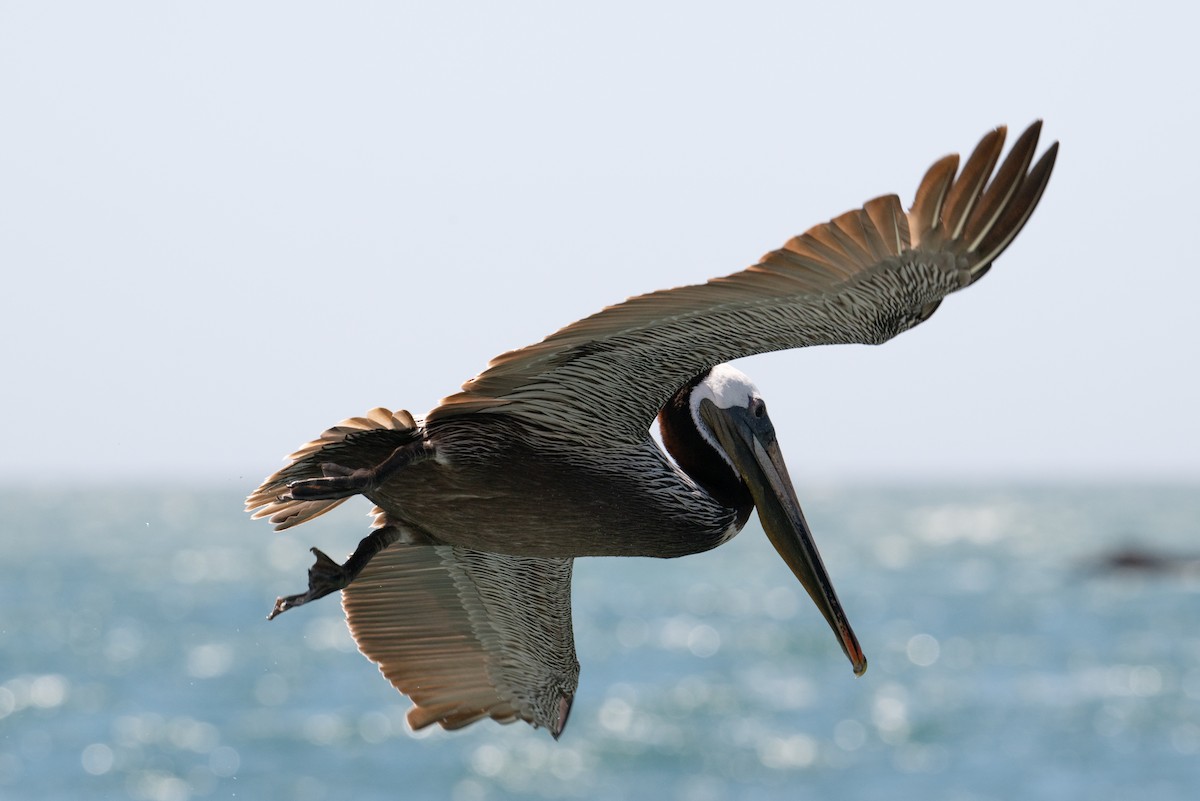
[663,364,868,676]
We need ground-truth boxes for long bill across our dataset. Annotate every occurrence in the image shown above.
[700,400,868,676]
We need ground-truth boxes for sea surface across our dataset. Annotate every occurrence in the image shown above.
[1,485,1198,801]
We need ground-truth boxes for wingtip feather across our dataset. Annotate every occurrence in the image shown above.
[939,125,1007,241]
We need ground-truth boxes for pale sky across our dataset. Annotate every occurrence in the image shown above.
[1,1,1197,487]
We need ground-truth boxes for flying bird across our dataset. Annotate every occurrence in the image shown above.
[247,122,1057,738]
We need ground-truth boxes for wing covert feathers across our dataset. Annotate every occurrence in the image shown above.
[428,122,1057,444]
[343,544,579,737]
[244,408,420,531]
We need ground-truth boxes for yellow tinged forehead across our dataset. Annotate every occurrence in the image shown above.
[692,364,760,411]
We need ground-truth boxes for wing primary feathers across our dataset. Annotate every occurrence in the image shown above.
[426,122,1056,444]
[908,154,961,248]
[939,126,1007,241]
[850,207,892,262]
[973,140,1059,277]
[964,120,1042,252]
[827,209,879,268]
[862,194,909,255]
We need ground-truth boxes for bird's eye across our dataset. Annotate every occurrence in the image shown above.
[752,399,766,418]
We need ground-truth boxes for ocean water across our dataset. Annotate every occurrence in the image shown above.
[1,485,1198,801]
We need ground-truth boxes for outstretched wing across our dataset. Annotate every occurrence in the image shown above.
[343,541,579,737]
[245,408,420,530]
[428,122,1057,444]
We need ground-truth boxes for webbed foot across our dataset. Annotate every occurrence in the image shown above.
[267,547,350,619]
[283,442,437,502]
[266,526,404,621]
[286,463,374,501]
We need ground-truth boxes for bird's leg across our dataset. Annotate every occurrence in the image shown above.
[268,525,403,619]
[286,442,436,501]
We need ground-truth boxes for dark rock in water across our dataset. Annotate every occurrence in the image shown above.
[1090,545,1200,576]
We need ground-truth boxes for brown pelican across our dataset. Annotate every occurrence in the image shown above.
[247,122,1057,738]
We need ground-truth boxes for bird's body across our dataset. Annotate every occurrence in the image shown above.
[247,123,1058,738]
[379,413,740,559]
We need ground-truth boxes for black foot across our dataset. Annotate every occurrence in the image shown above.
[286,463,373,501]
[267,547,350,619]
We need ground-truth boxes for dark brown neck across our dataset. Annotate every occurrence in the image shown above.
[657,377,753,528]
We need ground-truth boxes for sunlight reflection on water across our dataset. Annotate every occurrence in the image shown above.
[0,486,1198,800]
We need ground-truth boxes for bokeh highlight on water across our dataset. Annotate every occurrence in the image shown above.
[1,485,1198,800]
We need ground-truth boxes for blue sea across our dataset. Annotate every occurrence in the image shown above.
[2,485,1198,800]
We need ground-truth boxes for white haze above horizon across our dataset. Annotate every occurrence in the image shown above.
[1,1,1197,488]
